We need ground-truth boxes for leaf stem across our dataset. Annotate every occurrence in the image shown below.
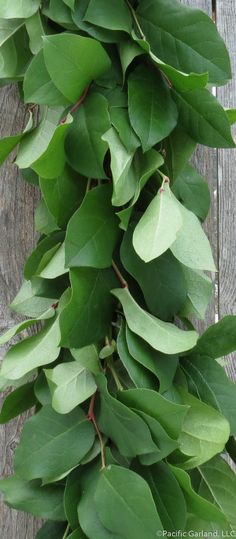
[60,85,90,124]
[125,0,146,40]
[108,362,124,391]
[112,260,128,289]
[88,392,106,470]
[62,523,70,539]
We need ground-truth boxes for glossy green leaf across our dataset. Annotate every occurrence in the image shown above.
[110,106,140,153]
[0,318,61,380]
[175,389,230,469]
[36,522,67,539]
[25,12,45,55]
[182,355,236,435]
[97,375,158,457]
[0,18,24,47]
[170,199,216,271]
[135,462,187,531]
[95,465,163,538]
[117,322,157,389]
[60,268,117,348]
[0,383,36,424]
[173,88,235,148]
[14,405,95,481]
[24,231,64,280]
[71,345,101,375]
[193,315,236,359]
[45,361,96,414]
[198,455,236,528]
[170,465,227,523]
[24,50,70,106]
[0,476,65,520]
[137,0,231,85]
[126,327,178,393]
[65,92,110,178]
[173,163,211,221]
[38,243,67,280]
[40,166,86,229]
[180,266,212,320]
[133,183,183,262]
[43,33,111,102]
[121,226,187,320]
[164,126,197,181]
[112,287,198,354]
[65,185,119,268]
[83,0,132,33]
[118,387,188,440]
[16,107,63,170]
[128,65,178,151]
[0,0,40,18]
[102,127,137,206]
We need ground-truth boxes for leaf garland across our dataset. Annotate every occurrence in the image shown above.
[0,0,236,536]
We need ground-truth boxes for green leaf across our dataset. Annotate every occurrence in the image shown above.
[193,316,236,359]
[133,182,183,262]
[198,455,236,528]
[83,0,132,33]
[71,345,101,375]
[118,388,188,440]
[121,226,187,320]
[128,65,178,151]
[39,244,67,279]
[64,467,81,530]
[64,0,75,9]
[175,389,230,469]
[36,522,67,539]
[14,405,95,481]
[97,375,158,457]
[102,127,137,206]
[0,383,36,424]
[78,463,119,539]
[95,465,163,538]
[137,0,231,85]
[68,531,87,539]
[170,465,227,524]
[164,126,197,181]
[24,231,64,280]
[45,361,96,414]
[182,355,236,435]
[24,50,70,106]
[180,266,212,320]
[0,18,24,47]
[173,88,235,148]
[112,287,198,354]
[40,165,86,229]
[136,411,178,464]
[0,307,54,345]
[43,33,111,102]
[0,318,61,380]
[0,0,40,18]
[25,12,45,55]
[65,92,110,178]
[65,185,119,268]
[172,163,211,221]
[134,462,187,531]
[72,0,125,44]
[117,321,157,389]
[170,198,216,271]
[0,476,65,520]
[126,327,178,393]
[0,111,33,166]
[60,268,117,348]
[16,107,63,170]
[110,106,140,153]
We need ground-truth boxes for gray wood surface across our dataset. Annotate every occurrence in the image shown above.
[0,1,236,537]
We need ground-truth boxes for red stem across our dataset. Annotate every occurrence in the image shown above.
[60,85,90,124]
[88,392,106,470]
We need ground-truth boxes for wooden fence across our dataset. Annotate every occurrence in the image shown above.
[0,1,236,537]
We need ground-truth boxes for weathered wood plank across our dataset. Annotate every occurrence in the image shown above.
[216,0,236,379]
[0,85,41,538]
[181,0,218,332]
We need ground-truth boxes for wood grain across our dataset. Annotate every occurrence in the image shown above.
[0,85,41,538]
[216,0,236,379]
